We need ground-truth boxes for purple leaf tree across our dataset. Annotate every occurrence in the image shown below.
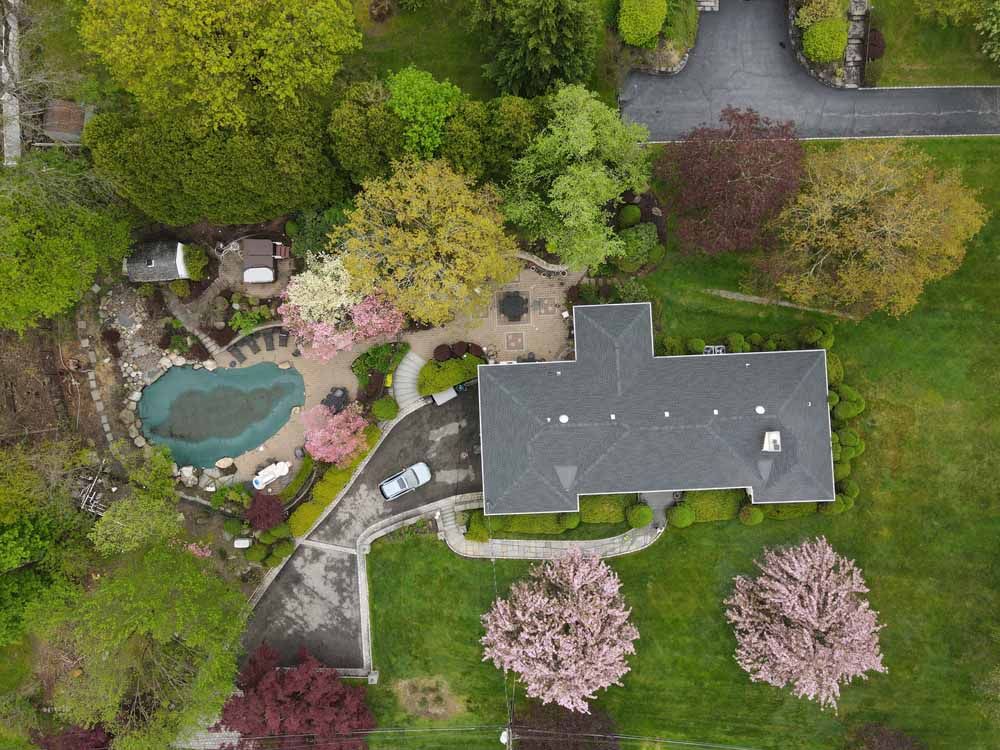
[724,535,886,710]
[481,548,639,713]
[301,402,369,466]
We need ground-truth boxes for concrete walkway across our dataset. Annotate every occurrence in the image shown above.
[621,0,1000,140]
[391,349,426,408]
[438,495,665,560]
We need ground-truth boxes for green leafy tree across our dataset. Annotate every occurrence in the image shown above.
[473,0,599,96]
[913,0,986,25]
[0,445,48,525]
[503,85,650,269]
[29,546,246,748]
[80,0,361,131]
[0,152,130,333]
[336,159,520,326]
[440,95,544,182]
[328,81,407,185]
[85,107,345,226]
[977,0,1000,61]
[770,141,987,317]
[386,67,464,158]
[89,448,182,556]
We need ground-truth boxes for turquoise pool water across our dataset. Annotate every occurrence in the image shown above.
[138,363,305,468]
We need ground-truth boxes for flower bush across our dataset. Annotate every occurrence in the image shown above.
[301,403,370,466]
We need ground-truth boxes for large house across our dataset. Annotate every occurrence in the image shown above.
[477,303,835,516]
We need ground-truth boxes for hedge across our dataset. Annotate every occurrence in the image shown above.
[580,494,634,524]
[279,455,314,503]
[686,338,706,354]
[803,18,848,63]
[818,494,848,515]
[627,503,653,528]
[684,489,744,523]
[739,505,764,526]
[417,355,484,396]
[288,501,324,537]
[619,0,668,49]
[826,351,844,385]
[371,396,399,421]
[667,504,695,528]
[463,509,577,539]
[838,479,860,500]
[833,461,852,481]
[269,539,294,559]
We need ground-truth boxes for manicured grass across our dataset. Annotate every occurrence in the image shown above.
[365,138,1000,748]
[873,0,1000,85]
[348,0,496,99]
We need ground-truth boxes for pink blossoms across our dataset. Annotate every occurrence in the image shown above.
[724,535,886,710]
[481,548,639,713]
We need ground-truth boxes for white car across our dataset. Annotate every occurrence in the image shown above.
[379,462,432,500]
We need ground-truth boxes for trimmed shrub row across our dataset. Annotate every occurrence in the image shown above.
[288,424,381,537]
[464,495,653,541]
[243,521,294,567]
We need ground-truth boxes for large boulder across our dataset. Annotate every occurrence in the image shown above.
[203,360,218,372]
[215,456,234,469]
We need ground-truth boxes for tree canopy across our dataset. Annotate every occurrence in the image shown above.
[80,0,361,131]
[0,152,130,333]
[336,159,520,325]
[661,107,804,255]
[503,85,650,270]
[769,141,987,316]
[473,0,599,96]
[85,107,346,226]
[29,545,246,748]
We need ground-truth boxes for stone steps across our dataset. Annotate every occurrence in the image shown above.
[391,350,427,409]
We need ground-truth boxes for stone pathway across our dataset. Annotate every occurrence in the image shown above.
[76,312,113,445]
[438,495,665,560]
[703,289,860,320]
[391,349,426,408]
[164,289,223,357]
[622,0,1000,140]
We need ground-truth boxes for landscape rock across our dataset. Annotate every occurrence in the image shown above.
[159,356,172,369]
[180,465,196,478]
[133,436,146,448]
[128,426,139,439]
[119,408,135,425]
[203,467,222,479]
[129,391,142,402]
[203,360,217,371]
[277,361,291,369]
[215,457,234,469]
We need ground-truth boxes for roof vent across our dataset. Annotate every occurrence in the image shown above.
[558,414,569,424]
[609,413,616,420]
[755,405,766,415]
[762,431,782,453]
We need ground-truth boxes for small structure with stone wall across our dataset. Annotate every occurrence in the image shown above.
[789,0,869,89]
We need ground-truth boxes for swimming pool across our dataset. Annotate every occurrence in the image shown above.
[138,363,305,468]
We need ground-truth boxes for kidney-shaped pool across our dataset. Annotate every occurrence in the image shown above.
[138,363,305,467]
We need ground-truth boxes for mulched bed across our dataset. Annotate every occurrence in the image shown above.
[620,190,668,245]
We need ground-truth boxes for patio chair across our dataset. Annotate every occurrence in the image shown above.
[245,336,260,354]
[231,347,247,363]
[278,329,289,347]
[263,330,275,351]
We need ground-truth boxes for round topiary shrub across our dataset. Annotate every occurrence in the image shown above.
[268,522,292,539]
[561,511,582,529]
[284,219,300,236]
[619,0,667,48]
[867,28,886,60]
[223,518,244,536]
[270,539,295,560]
[827,390,840,406]
[627,503,654,528]
[818,494,848,515]
[826,351,844,386]
[833,460,852,481]
[726,333,748,353]
[244,543,268,563]
[748,333,764,348]
[616,203,642,229]
[371,396,399,421]
[838,478,860,500]
[686,338,707,354]
[834,398,866,421]
[803,18,849,63]
[668,504,695,529]
[739,505,764,526]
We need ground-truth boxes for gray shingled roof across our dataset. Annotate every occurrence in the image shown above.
[478,303,835,515]
[125,241,186,282]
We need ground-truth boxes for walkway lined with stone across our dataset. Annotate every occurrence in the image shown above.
[621,0,1000,141]
[438,495,665,560]
[164,289,223,357]
[390,349,426,409]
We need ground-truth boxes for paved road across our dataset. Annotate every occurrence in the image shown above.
[621,0,1000,140]
[244,391,482,668]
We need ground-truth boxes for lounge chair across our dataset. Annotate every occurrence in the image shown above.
[231,347,247,363]
[245,336,260,354]
[263,330,275,351]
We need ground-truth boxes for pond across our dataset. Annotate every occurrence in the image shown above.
[138,363,305,468]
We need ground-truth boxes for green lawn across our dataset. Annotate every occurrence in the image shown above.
[873,0,1000,85]
[364,138,1000,749]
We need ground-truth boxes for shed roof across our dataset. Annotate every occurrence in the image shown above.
[125,241,187,282]
[478,303,835,515]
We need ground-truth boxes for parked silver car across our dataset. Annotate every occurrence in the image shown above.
[379,462,432,500]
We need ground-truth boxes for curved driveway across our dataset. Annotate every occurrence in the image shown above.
[244,391,481,669]
[621,0,1000,140]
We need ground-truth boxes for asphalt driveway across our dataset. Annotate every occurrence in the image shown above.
[243,391,482,668]
[621,0,1000,140]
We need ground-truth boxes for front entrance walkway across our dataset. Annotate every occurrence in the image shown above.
[621,0,1000,140]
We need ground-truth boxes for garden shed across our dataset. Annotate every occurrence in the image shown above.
[124,240,189,282]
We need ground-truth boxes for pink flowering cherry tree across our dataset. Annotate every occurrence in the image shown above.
[279,294,405,362]
[724,535,886,710]
[350,294,406,340]
[481,547,640,713]
[301,402,369,466]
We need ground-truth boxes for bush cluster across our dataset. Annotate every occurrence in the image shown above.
[580,494,635,524]
[615,222,663,272]
[803,18,849,63]
[417,355,484,396]
[183,244,210,281]
[626,503,654,528]
[739,505,764,526]
[288,501,323,538]
[465,497,653,540]
[371,396,400,421]
[667,504,695,528]
[279,455,315,503]
[617,204,642,229]
[351,342,410,389]
[763,502,818,520]
[619,0,668,49]
[794,0,843,28]
[685,489,745,522]
[243,522,294,566]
